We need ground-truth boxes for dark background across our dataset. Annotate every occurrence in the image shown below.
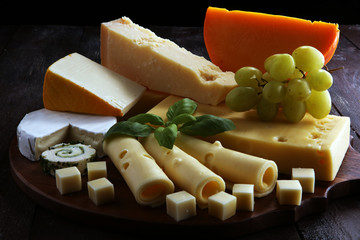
[2,1,359,27]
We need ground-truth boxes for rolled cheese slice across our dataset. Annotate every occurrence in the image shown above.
[103,136,174,207]
[175,133,278,197]
[141,133,225,208]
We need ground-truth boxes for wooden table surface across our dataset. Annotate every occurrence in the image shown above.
[1,24,360,240]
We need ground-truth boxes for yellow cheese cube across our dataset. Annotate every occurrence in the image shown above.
[232,184,254,211]
[292,168,315,193]
[208,191,237,221]
[87,161,107,181]
[87,177,114,206]
[276,180,302,206]
[55,166,82,195]
[166,191,196,222]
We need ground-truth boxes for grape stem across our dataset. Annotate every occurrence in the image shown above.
[324,65,344,73]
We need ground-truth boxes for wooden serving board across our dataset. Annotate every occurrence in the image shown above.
[9,137,360,236]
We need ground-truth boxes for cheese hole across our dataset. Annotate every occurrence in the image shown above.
[201,181,221,199]
[140,183,166,200]
[262,167,276,188]
[143,154,153,159]
[122,162,130,170]
[274,136,288,142]
[119,150,128,159]
[204,153,214,167]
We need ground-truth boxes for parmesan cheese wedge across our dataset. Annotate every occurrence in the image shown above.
[100,17,236,105]
[43,52,146,116]
[175,133,278,197]
[148,95,350,181]
[141,133,225,208]
[103,135,174,207]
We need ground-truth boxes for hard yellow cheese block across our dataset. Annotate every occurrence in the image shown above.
[100,17,236,105]
[148,95,350,181]
[43,52,145,116]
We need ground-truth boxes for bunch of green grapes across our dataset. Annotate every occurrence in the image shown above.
[225,46,333,123]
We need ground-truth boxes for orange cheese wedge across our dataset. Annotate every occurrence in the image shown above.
[204,7,340,72]
[43,53,145,116]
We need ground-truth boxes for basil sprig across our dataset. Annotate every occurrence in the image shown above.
[104,98,235,149]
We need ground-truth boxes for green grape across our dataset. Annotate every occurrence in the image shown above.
[292,46,324,72]
[225,86,258,112]
[306,90,331,119]
[235,67,263,92]
[262,81,286,103]
[282,95,306,123]
[290,68,305,79]
[287,78,312,101]
[257,96,279,121]
[306,69,333,91]
[262,72,273,82]
[265,54,296,81]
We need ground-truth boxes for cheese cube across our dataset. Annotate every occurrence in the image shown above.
[208,191,237,221]
[292,168,315,193]
[232,184,254,211]
[87,161,107,181]
[55,166,82,195]
[276,180,302,206]
[166,191,196,222]
[87,177,114,206]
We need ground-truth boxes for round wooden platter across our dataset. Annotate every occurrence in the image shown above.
[9,137,360,236]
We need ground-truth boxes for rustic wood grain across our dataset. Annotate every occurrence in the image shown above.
[1,24,360,240]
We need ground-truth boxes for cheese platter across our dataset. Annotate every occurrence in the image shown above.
[7,7,360,237]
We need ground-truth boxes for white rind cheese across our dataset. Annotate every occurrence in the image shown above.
[17,108,117,161]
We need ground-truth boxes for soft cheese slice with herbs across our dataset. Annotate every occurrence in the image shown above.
[148,95,350,181]
[101,17,236,105]
[43,52,146,116]
[17,108,116,161]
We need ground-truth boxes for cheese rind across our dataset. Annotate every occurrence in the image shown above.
[103,135,174,207]
[100,17,236,105]
[17,108,117,161]
[43,52,145,116]
[148,95,350,181]
[141,133,225,208]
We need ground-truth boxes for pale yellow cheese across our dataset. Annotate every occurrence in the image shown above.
[103,135,174,207]
[276,180,302,206]
[232,184,254,211]
[100,17,236,105]
[55,166,82,195]
[148,95,350,181]
[87,177,115,206]
[175,133,277,197]
[208,191,237,221]
[141,133,225,208]
[292,168,315,193]
[166,191,196,222]
[87,161,107,181]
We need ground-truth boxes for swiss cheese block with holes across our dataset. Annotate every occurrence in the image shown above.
[148,95,350,181]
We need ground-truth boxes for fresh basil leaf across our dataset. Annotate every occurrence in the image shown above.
[128,113,164,126]
[169,113,196,125]
[104,121,154,141]
[166,98,197,121]
[154,123,178,149]
[179,114,235,136]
